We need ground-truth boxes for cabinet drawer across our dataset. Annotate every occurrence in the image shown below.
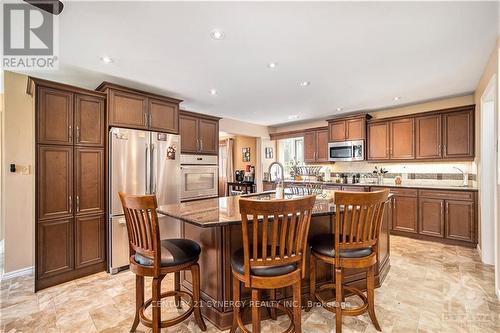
[389,188,418,197]
[419,190,474,201]
[341,186,368,192]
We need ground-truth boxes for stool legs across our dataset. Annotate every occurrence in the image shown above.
[367,266,381,331]
[191,263,207,331]
[269,289,277,320]
[292,280,302,333]
[335,267,342,333]
[230,276,240,333]
[131,275,144,332]
[174,271,182,309]
[151,275,165,333]
[251,289,261,333]
[308,254,317,312]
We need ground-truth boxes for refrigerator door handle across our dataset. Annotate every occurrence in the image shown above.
[145,143,149,194]
[151,143,156,194]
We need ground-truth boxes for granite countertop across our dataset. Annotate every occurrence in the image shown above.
[157,191,337,228]
[264,179,478,191]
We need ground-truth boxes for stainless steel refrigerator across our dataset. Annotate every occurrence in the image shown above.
[108,127,181,274]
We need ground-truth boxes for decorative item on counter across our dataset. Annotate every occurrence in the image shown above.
[373,166,388,184]
[324,166,332,182]
[335,173,341,183]
[394,176,402,185]
[275,179,285,199]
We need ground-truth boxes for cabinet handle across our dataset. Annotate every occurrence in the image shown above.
[200,139,203,151]
[76,126,80,142]
[69,125,72,141]
[76,196,80,212]
[69,196,72,213]
[149,114,152,127]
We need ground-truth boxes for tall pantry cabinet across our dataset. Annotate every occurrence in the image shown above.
[29,78,107,291]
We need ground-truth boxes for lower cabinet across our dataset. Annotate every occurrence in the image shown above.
[445,200,475,242]
[392,194,418,233]
[75,214,106,268]
[418,198,445,237]
[37,218,74,278]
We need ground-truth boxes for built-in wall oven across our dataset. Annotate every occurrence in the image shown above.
[328,140,365,161]
[180,154,218,201]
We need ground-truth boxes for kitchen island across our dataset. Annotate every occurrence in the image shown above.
[157,191,391,330]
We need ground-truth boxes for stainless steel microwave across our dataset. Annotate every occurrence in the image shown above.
[328,140,365,161]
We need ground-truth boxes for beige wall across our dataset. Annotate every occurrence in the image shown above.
[219,117,270,138]
[233,135,257,171]
[2,71,35,273]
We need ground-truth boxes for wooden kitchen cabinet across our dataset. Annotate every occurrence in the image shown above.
[445,200,475,243]
[328,121,346,142]
[390,118,415,159]
[392,190,418,233]
[29,77,107,291]
[37,87,74,145]
[416,114,442,159]
[418,197,445,237]
[180,110,220,155]
[75,94,105,147]
[328,115,368,142]
[443,109,474,159]
[367,121,390,160]
[346,118,365,140]
[304,131,316,163]
[304,127,329,163]
[316,129,329,162]
[97,82,182,133]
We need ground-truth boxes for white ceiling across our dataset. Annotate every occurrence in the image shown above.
[23,1,498,126]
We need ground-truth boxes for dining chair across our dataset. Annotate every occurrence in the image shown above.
[230,195,316,333]
[119,192,206,333]
[309,189,390,333]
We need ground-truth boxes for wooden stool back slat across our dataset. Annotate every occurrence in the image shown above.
[238,195,316,287]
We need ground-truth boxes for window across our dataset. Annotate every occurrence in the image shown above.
[278,137,304,177]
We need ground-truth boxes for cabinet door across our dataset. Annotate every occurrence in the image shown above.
[75,94,105,147]
[303,131,316,163]
[392,195,418,233]
[108,89,148,129]
[390,118,415,159]
[180,114,199,153]
[443,110,474,159]
[75,214,105,268]
[75,148,105,215]
[199,118,218,154]
[37,87,73,145]
[148,98,179,133]
[416,114,442,159]
[419,198,444,237]
[37,218,74,278]
[341,186,366,192]
[38,145,73,220]
[367,122,390,160]
[316,129,329,162]
[445,200,475,242]
[328,121,346,142]
[346,118,365,141]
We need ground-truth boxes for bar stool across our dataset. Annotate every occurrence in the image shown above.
[230,195,316,333]
[309,190,389,333]
[119,192,207,333]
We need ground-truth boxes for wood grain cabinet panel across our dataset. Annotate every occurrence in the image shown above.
[392,195,418,233]
[38,145,73,220]
[198,118,218,154]
[445,200,475,242]
[148,98,179,133]
[315,129,329,162]
[367,122,390,160]
[180,113,199,153]
[328,121,346,142]
[108,89,148,129]
[37,87,73,145]
[75,148,105,215]
[75,94,105,147]
[346,118,365,141]
[303,131,316,163]
[37,218,74,278]
[75,214,105,268]
[418,198,445,237]
[443,110,474,159]
[416,114,442,159]
[390,118,415,159]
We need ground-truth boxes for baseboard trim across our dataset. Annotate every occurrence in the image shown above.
[0,266,34,281]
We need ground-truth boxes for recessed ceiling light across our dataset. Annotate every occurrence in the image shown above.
[210,29,225,40]
[300,81,310,87]
[336,108,343,112]
[288,115,300,120]
[100,56,113,63]
[267,62,277,69]
[209,89,217,96]
[393,96,401,101]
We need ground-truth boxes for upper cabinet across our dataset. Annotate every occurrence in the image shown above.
[37,87,74,145]
[179,110,220,155]
[328,115,369,142]
[97,82,182,134]
[304,127,329,163]
[368,105,475,161]
[75,94,105,147]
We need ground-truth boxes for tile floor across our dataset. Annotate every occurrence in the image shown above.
[1,236,499,333]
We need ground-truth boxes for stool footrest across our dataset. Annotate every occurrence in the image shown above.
[314,284,369,317]
[139,290,195,329]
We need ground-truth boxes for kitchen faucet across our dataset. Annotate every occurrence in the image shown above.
[453,166,468,186]
[268,161,285,187]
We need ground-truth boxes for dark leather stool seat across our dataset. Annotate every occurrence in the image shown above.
[310,234,372,258]
[134,239,201,267]
[231,247,297,277]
